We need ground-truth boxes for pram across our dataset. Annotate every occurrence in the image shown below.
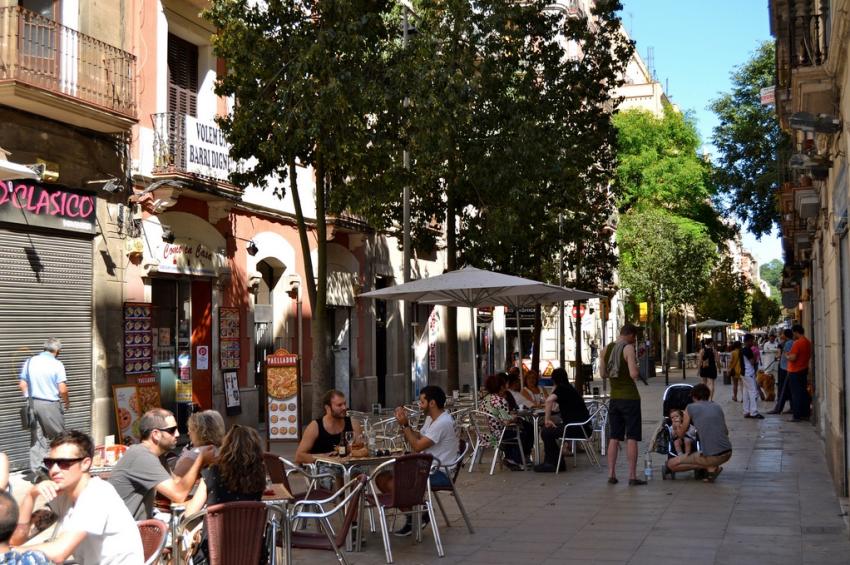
[649,383,704,480]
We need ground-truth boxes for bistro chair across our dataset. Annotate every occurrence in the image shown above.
[365,454,443,564]
[284,475,368,565]
[204,501,269,565]
[137,519,168,565]
[430,439,474,534]
[263,453,335,502]
[468,410,526,475]
[555,406,602,474]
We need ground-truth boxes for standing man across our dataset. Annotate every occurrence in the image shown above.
[768,329,794,415]
[741,333,764,419]
[762,333,780,375]
[786,324,812,422]
[11,431,144,564]
[19,338,69,479]
[603,324,645,486]
[109,408,213,520]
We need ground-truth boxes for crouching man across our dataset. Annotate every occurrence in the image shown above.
[664,383,732,483]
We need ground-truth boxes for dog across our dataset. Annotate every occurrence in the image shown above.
[756,370,776,402]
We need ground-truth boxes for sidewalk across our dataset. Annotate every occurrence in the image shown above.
[277,369,850,564]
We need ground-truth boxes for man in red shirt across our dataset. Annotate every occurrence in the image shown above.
[785,324,811,422]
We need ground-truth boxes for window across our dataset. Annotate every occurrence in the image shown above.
[167,33,198,118]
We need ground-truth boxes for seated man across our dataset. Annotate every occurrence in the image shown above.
[664,383,732,482]
[295,389,362,463]
[0,492,50,565]
[376,385,458,537]
[535,368,591,472]
[109,408,214,520]
[11,431,144,565]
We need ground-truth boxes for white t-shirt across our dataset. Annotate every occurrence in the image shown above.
[420,411,458,470]
[51,477,145,565]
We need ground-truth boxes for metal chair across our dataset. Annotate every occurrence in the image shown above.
[286,475,368,565]
[555,406,602,474]
[468,410,525,474]
[366,454,443,564]
[204,501,268,565]
[590,403,609,455]
[137,519,168,565]
[263,452,335,503]
[430,439,474,534]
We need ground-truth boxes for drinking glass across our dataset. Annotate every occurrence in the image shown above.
[344,431,355,449]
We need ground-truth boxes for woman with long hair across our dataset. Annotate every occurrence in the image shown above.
[696,338,720,400]
[173,410,225,478]
[186,425,268,564]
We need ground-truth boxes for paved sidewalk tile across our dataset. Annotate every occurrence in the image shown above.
[273,371,850,564]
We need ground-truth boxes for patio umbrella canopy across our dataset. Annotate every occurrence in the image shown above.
[689,319,732,329]
[0,159,39,181]
[358,266,599,403]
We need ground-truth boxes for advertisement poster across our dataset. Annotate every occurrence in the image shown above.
[266,349,299,441]
[223,371,241,416]
[219,308,240,369]
[112,384,161,445]
[123,302,154,384]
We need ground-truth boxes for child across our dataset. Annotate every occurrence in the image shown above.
[670,409,696,456]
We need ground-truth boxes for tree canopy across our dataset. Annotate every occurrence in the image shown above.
[710,41,791,238]
[695,253,750,325]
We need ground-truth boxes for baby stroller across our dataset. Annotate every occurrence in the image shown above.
[649,383,704,480]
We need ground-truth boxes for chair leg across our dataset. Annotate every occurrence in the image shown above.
[451,488,475,534]
[434,492,451,527]
[426,499,445,558]
[368,506,376,533]
[468,444,479,473]
[414,506,423,543]
[555,441,563,474]
[573,440,578,468]
[321,517,349,565]
[489,447,500,475]
[377,506,393,564]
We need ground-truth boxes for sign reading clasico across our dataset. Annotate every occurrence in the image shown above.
[0,181,95,234]
[184,116,234,182]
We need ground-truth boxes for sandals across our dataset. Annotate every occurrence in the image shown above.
[704,466,724,483]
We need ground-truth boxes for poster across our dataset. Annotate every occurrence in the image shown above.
[223,370,241,416]
[123,302,154,384]
[266,349,299,441]
[219,308,240,369]
[196,345,209,371]
[112,384,161,445]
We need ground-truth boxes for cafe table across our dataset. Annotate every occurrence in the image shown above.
[263,483,294,565]
[313,451,400,551]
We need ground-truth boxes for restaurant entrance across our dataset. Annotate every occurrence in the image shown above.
[151,278,212,432]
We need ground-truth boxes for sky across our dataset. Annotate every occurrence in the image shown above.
[620,0,783,267]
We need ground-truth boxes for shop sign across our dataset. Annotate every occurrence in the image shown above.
[428,308,440,370]
[184,116,234,182]
[155,237,224,276]
[0,181,95,234]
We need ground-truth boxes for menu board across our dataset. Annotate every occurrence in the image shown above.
[219,308,240,369]
[266,349,299,441]
[112,384,161,444]
[124,302,155,385]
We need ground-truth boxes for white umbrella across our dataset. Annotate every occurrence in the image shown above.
[0,147,39,181]
[689,319,732,329]
[358,266,599,404]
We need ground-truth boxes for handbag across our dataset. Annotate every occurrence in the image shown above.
[19,359,35,430]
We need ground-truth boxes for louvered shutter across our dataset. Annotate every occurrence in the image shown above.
[167,34,199,169]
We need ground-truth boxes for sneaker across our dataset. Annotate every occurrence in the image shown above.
[752,413,765,419]
[393,520,413,537]
[533,463,556,473]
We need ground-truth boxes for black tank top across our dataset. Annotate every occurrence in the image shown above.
[311,416,353,453]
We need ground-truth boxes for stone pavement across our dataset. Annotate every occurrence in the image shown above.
[274,369,850,564]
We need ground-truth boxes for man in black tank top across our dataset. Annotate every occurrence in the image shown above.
[295,390,361,464]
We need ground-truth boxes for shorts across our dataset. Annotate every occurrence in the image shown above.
[677,449,731,469]
[429,470,452,488]
[608,398,642,441]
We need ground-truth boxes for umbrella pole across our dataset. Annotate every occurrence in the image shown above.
[516,310,522,371]
[471,307,479,409]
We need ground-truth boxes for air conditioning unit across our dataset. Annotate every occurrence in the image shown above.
[793,186,819,218]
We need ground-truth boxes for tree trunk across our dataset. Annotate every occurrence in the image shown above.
[445,193,459,393]
[575,301,585,394]
[531,304,542,379]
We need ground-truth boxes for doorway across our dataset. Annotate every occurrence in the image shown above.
[327,307,351,399]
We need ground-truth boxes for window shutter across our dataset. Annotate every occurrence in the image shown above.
[167,33,198,117]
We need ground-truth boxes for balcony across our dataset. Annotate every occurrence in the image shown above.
[0,6,136,133]
[151,112,241,196]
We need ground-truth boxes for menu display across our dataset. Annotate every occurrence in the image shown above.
[112,384,161,444]
[266,349,299,441]
[124,302,154,384]
[219,308,240,369]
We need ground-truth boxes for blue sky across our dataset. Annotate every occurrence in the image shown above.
[620,0,783,266]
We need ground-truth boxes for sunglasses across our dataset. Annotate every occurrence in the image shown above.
[43,457,84,470]
[157,426,179,435]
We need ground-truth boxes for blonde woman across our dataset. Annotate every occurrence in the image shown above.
[173,410,225,478]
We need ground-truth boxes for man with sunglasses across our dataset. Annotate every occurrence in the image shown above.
[10,431,144,564]
[109,408,214,520]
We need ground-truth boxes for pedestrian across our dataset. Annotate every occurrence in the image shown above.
[728,342,743,402]
[18,337,70,480]
[786,324,812,422]
[11,431,144,564]
[741,333,764,419]
[696,338,720,400]
[603,324,645,485]
[768,329,795,415]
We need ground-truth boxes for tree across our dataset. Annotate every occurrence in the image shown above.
[751,286,781,327]
[613,107,729,242]
[205,0,398,418]
[695,253,749,324]
[760,258,783,302]
[710,41,791,238]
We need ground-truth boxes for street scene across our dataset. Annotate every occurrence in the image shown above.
[0,0,847,563]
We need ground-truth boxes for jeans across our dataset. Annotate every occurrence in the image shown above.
[773,368,790,412]
[788,369,811,419]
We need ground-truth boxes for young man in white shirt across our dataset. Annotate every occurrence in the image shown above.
[11,431,144,565]
[377,385,458,536]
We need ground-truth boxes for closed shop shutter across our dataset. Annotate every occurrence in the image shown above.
[0,228,93,470]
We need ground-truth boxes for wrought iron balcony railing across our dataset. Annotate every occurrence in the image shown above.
[0,6,136,118]
[788,2,829,68]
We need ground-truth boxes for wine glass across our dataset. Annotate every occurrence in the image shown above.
[344,431,354,449]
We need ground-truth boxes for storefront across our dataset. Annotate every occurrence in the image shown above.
[0,180,95,469]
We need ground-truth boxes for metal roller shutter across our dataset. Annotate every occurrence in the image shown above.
[0,228,92,471]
